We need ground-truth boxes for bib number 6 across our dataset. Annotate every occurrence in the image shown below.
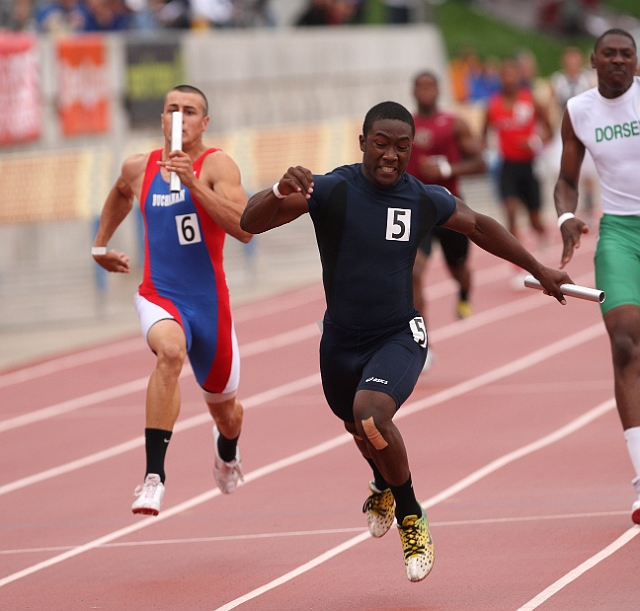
[386,208,411,241]
[175,213,202,245]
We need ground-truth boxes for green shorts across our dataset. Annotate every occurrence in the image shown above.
[595,214,640,316]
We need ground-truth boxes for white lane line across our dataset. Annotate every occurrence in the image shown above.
[3,511,628,556]
[240,324,318,357]
[211,398,617,611]
[0,261,598,435]
[402,324,605,421]
[0,325,605,586]
[0,322,604,496]
[0,339,145,390]
[516,525,640,611]
[430,270,596,344]
[0,320,321,433]
[232,285,324,323]
[0,236,593,389]
[0,374,321,497]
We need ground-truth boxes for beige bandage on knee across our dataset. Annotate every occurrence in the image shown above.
[361,416,388,450]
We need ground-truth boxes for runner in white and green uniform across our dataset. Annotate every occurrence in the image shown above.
[555,28,640,525]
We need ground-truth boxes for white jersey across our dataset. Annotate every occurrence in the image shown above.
[567,76,640,216]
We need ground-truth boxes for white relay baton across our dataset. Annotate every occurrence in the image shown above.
[524,275,605,303]
[170,111,182,193]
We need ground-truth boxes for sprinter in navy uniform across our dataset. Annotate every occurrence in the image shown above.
[241,101,571,582]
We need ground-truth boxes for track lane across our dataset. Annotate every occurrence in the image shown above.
[0,322,611,592]
[4,229,633,610]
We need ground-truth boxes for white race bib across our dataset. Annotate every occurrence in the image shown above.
[409,316,427,348]
[175,213,202,245]
[386,208,411,242]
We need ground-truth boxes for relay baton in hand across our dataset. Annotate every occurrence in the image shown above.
[170,111,182,193]
[523,275,605,303]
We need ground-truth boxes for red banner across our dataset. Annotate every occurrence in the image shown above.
[57,36,109,136]
[0,34,41,146]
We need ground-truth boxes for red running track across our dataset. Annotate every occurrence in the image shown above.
[1,229,638,610]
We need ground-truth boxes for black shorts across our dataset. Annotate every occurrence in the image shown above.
[319,314,427,423]
[418,226,469,268]
[499,160,541,211]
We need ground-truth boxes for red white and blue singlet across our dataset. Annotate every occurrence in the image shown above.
[136,148,238,395]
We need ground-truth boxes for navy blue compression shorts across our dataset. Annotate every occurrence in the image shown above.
[319,314,428,423]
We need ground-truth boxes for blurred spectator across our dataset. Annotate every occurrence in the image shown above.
[382,0,413,24]
[468,57,501,104]
[329,0,359,24]
[1,0,32,30]
[296,0,331,26]
[35,0,91,32]
[154,0,190,28]
[517,48,553,109]
[296,0,360,27]
[548,46,598,224]
[234,0,276,27]
[517,49,538,89]
[449,45,481,103]
[538,0,586,35]
[550,46,594,111]
[190,0,234,28]
[84,0,131,30]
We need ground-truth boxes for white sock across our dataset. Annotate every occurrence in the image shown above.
[623,426,640,494]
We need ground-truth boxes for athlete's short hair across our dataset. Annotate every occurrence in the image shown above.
[362,101,415,137]
[167,85,209,117]
[413,71,438,87]
[594,28,637,53]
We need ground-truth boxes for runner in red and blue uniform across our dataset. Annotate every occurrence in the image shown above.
[92,85,252,515]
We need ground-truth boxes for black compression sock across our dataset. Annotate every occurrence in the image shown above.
[389,475,422,523]
[145,428,172,483]
[365,457,390,491]
[217,430,240,462]
[459,287,469,302]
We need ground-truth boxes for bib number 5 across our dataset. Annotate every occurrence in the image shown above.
[409,316,427,348]
[175,213,202,245]
[386,208,411,242]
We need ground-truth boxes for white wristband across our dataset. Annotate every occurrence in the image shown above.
[557,212,575,229]
[272,182,286,199]
[438,159,452,179]
[91,246,107,256]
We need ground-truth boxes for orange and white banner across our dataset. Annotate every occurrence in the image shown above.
[0,34,41,146]
[57,35,109,136]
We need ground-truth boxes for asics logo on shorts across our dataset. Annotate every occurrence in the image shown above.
[366,377,388,385]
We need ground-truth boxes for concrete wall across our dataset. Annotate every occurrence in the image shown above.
[0,25,450,328]
[184,24,450,132]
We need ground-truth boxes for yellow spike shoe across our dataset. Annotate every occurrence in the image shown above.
[456,299,473,319]
[397,508,435,582]
[362,481,395,538]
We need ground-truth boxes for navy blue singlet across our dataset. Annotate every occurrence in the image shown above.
[307,164,456,330]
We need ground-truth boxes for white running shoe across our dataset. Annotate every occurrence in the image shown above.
[131,473,164,516]
[632,498,640,525]
[213,425,244,494]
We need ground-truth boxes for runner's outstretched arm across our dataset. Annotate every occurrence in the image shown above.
[443,198,572,303]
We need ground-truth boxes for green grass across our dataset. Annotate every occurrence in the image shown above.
[432,0,595,76]
[602,0,640,19]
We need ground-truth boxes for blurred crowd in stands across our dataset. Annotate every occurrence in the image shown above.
[0,0,418,32]
[0,0,272,30]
